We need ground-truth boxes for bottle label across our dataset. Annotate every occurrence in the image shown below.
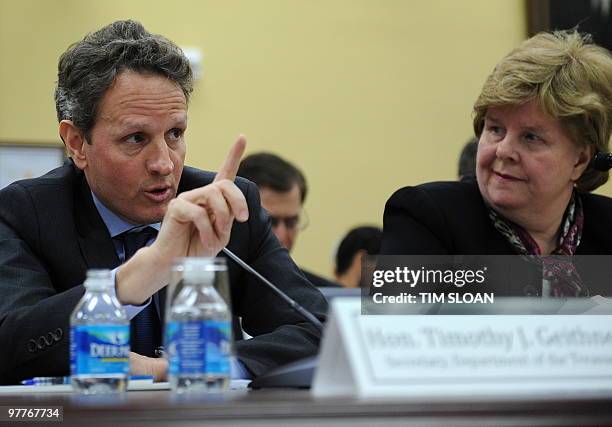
[70,325,130,377]
[165,320,231,376]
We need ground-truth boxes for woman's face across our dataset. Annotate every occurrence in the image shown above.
[476,101,592,224]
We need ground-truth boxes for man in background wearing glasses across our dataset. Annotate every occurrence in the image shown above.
[238,153,339,287]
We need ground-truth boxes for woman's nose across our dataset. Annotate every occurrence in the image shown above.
[495,135,519,162]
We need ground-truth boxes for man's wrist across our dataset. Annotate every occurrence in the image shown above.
[115,246,171,305]
[140,244,175,273]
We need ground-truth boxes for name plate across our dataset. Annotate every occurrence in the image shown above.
[312,298,612,399]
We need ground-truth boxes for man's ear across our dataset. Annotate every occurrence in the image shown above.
[352,249,368,272]
[59,120,87,170]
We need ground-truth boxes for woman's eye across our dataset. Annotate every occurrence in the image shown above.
[524,132,541,142]
[487,125,503,135]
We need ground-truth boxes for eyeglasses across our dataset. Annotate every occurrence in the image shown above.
[269,210,309,231]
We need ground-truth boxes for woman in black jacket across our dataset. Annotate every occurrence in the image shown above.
[381,31,612,298]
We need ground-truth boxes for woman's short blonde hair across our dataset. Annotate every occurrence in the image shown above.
[473,30,612,192]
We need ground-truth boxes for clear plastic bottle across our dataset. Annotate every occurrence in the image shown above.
[70,269,130,394]
[165,258,232,393]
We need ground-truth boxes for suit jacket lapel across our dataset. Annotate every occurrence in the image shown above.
[72,167,170,321]
[74,172,121,270]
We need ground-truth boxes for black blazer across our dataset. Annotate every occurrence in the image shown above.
[302,269,340,288]
[0,162,327,384]
[381,180,612,296]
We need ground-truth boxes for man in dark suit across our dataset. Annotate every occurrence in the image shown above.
[237,153,340,288]
[0,20,326,385]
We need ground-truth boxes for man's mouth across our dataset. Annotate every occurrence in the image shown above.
[144,186,173,202]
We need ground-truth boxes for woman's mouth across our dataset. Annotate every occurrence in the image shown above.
[494,171,524,182]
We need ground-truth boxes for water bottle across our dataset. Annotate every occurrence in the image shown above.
[70,269,130,394]
[165,258,233,393]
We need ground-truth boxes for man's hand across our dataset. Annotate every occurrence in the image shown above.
[151,135,248,262]
[116,135,249,305]
[129,352,168,382]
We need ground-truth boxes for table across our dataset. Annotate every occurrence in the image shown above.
[0,387,611,426]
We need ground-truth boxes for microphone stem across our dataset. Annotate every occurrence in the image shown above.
[221,247,324,332]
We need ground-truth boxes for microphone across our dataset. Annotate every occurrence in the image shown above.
[222,247,323,389]
[589,152,612,171]
[221,247,324,332]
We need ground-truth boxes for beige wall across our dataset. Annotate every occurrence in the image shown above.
[3,1,596,278]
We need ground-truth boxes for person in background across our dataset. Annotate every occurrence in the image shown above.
[238,153,339,287]
[458,137,478,180]
[381,30,612,297]
[334,226,382,288]
[0,20,327,385]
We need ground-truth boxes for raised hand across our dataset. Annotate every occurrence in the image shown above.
[154,135,249,260]
[116,135,249,306]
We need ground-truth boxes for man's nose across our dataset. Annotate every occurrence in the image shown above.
[272,223,290,249]
[147,139,174,175]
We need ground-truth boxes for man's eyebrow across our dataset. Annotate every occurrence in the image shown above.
[116,119,151,131]
[112,112,188,134]
[172,116,188,128]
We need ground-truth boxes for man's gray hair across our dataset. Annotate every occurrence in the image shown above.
[55,20,193,142]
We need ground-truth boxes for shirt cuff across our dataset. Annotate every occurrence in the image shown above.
[111,266,153,320]
[231,357,252,379]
